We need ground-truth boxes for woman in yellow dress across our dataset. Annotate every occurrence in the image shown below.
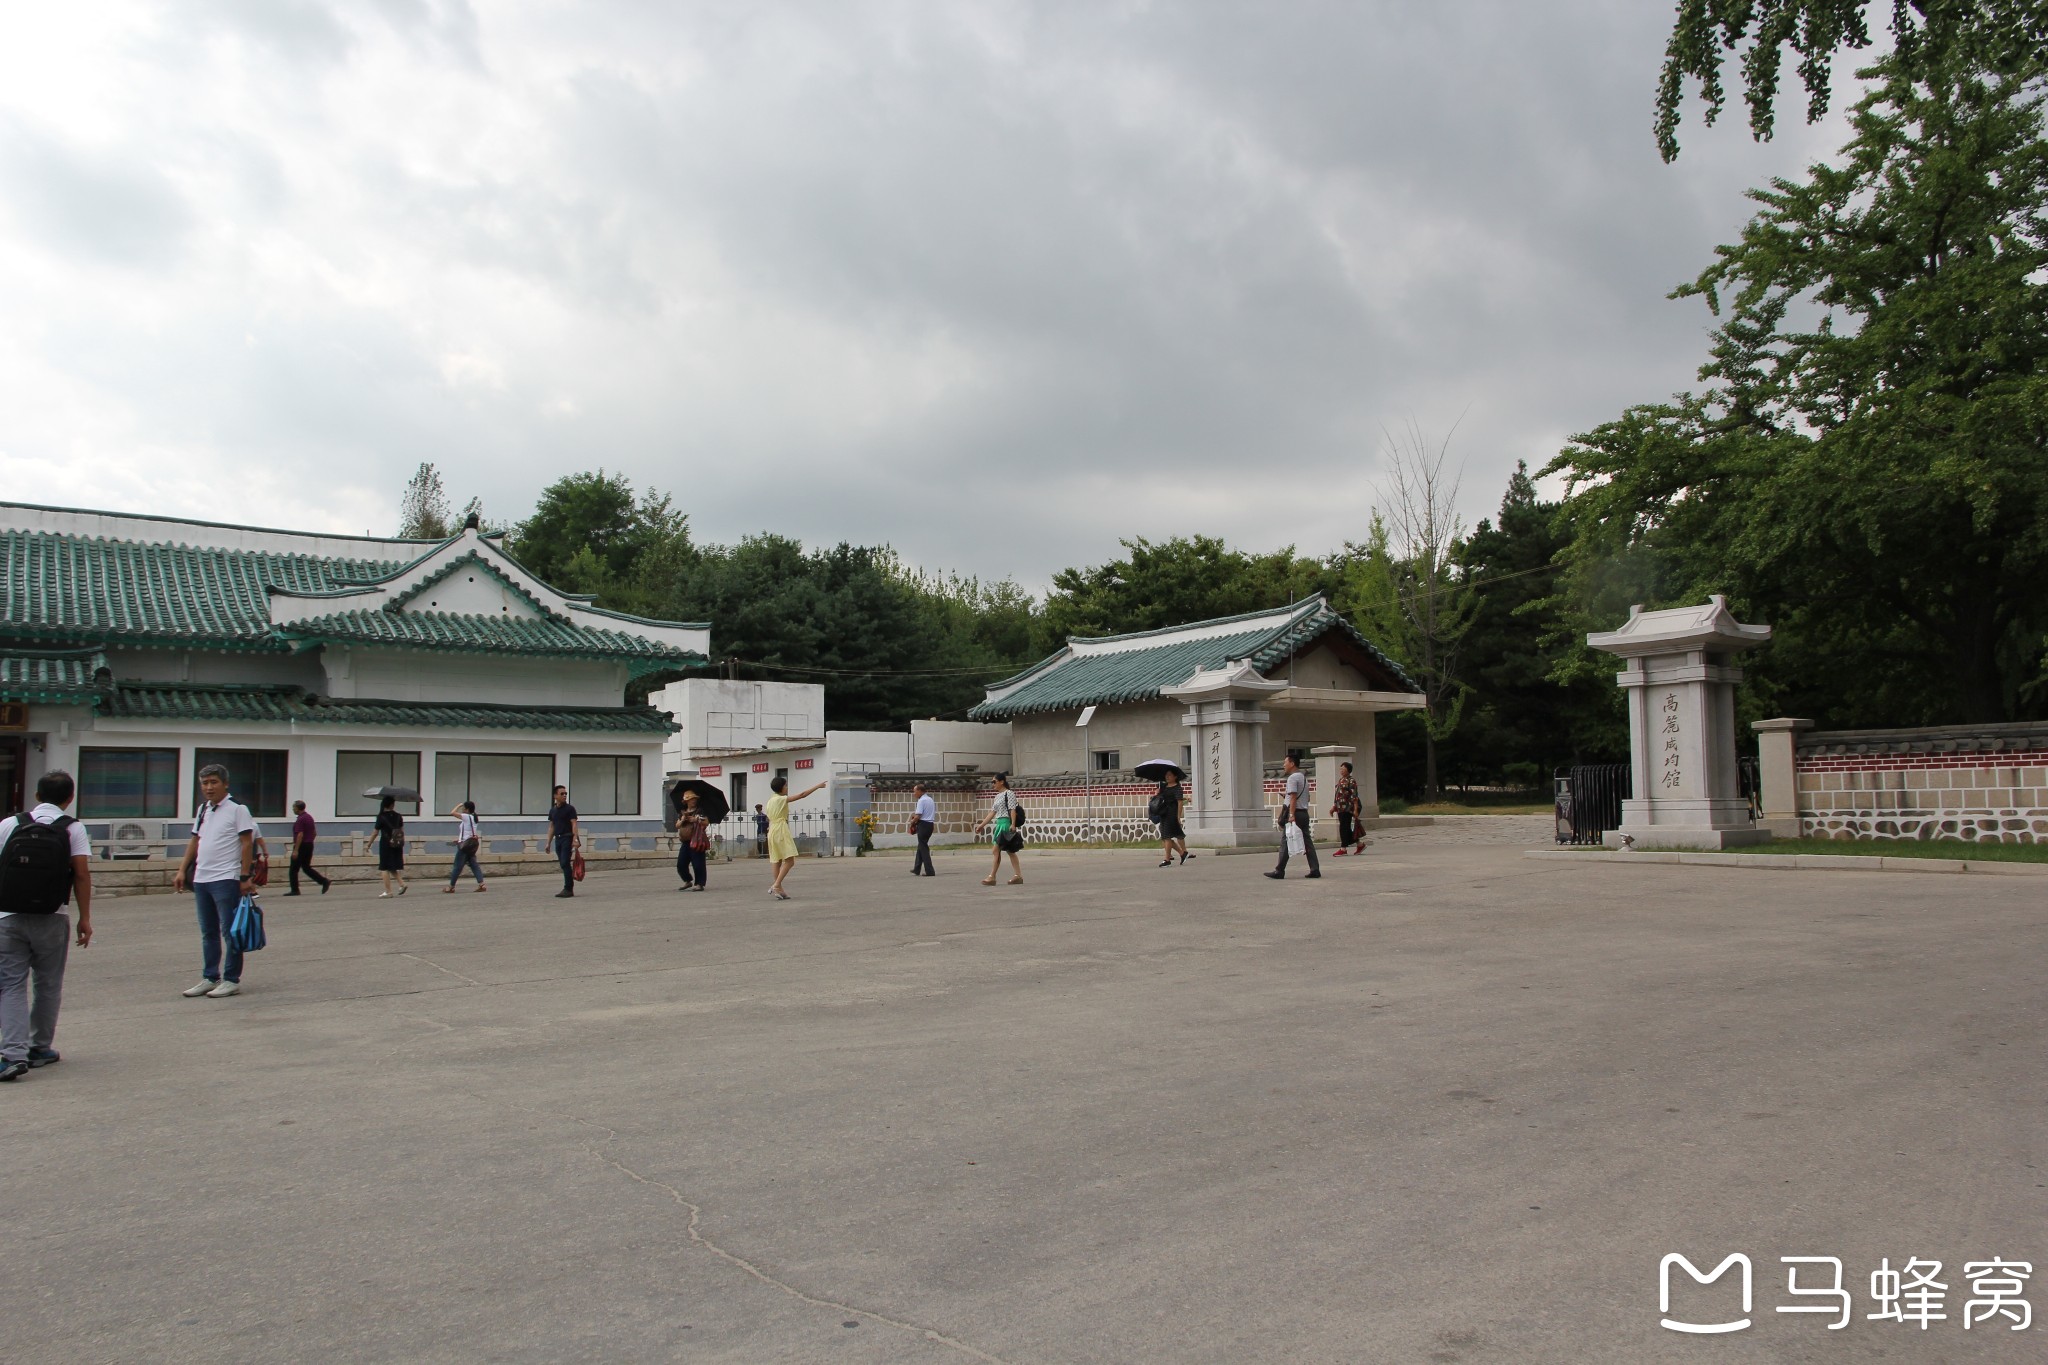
[766,774,828,900]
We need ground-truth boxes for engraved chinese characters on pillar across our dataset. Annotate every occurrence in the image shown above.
[1660,690,1682,789]
[1209,728,1224,803]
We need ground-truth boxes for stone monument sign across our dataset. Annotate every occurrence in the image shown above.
[1586,596,1772,850]
[1165,659,1287,848]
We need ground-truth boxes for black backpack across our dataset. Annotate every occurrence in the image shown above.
[0,813,78,914]
[1147,789,1169,823]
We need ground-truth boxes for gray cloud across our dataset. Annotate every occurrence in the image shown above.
[0,2,1858,586]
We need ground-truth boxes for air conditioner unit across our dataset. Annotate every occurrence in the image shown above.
[109,822,153,860]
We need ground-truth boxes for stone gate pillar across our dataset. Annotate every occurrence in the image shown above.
[1311,745,1356,831]
[1587,596,1773,850]
[1165,660,1287,848]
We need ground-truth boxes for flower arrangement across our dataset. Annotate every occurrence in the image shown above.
[854,807,879,854]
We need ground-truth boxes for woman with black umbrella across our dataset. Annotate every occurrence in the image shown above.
[675,788,710,893]
[1137,759,1193,867]
[374,794,408,897]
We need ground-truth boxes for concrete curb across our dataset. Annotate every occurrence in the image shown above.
[1523,848,2048,876]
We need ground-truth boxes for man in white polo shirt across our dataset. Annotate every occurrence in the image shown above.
[173,763,258,999]
[0,769,94,1081]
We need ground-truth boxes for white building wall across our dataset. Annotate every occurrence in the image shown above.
[910,719,1011,774]
[653,678,826,772]
[826,730,911,774]
[395,571,544,618]
[332,650,626,707]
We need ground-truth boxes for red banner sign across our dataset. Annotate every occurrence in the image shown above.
[752,762,770,773]
[794,758,814,770]
[698,765,722,777]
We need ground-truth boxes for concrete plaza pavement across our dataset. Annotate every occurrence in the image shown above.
[7,825,2045,1363]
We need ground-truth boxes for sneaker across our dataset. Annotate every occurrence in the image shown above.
[0,1060,26,1082]
[1332,849,1347,857]
[26,1047,59,1068]
[554,890,574,898]
[207,981,242,998]
[183,980,219,997]
[1158,859,1173,867]
[1264,871,1285,880]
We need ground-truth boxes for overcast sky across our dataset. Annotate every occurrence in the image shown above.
[0,2,1860,589]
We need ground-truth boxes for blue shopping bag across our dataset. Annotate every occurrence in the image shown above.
[226,893,267,953]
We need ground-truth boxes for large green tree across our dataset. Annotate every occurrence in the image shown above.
[657,537,1027,729]
[1658,0,2048,159]
[1037,536,1334,651]
[1555,50,2048,725]
[506,471,692,617]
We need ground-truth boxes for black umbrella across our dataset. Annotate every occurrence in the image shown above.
[671,779,730,824]
[362,785,421,802]
[1133,759,1186,782]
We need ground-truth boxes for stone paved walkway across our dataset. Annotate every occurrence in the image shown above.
[6,838,2040,1362]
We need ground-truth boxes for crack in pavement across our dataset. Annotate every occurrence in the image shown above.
[478,1095,1014,1364]
[398,951,485,986]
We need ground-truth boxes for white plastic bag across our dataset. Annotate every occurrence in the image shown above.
[1284,822,1305,856]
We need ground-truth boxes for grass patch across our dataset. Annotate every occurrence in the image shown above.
[1745,837,2048,863]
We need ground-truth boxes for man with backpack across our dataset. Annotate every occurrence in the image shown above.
[0,770,94,1081]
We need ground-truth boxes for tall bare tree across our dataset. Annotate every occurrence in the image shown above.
[1341,422,1479,802]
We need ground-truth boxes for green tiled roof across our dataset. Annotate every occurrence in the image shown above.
[0,527,407,649]
[0,526,705,669]
[0,649,107,704]
[968,599,1417,720]
[99,683,678,734]
[275,609,703,673]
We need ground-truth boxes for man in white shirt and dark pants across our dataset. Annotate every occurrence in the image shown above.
[0,770,94,1081]
[174,763,258,999]
[910,783,937,877]
[1265,753,1321,880]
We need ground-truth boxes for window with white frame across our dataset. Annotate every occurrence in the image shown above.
[436,753,555,815]
[568,754,641,816]
[336,752,420,816]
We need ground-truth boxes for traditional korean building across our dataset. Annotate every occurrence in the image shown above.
[963,596,1424,845]
[0,502,706,847]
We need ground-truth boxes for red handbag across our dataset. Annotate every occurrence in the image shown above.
[571,850,587,882]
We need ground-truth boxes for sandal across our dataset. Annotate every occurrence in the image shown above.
[980,876,996,886]
[1007,876,1023,885]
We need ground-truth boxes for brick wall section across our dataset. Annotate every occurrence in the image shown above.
[1793,721,2048,842]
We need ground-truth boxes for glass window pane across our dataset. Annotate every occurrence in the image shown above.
[81,748,179,819]
[468,755,523,815]
[617,756,640,815]
[434,754,468,811]
[336,752,420,816]
[522,755,554,815]
[569,755,612,815]
[194,748,288,818]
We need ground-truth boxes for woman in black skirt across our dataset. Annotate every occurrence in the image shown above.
[375,795,409,896]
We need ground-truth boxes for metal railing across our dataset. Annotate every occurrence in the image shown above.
[1555,764,1629,846]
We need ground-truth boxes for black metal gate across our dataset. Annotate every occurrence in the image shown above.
[1554,759,1762,843]
[1555,763,1630,845]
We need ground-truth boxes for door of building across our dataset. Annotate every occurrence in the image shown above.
[0,737,24,814]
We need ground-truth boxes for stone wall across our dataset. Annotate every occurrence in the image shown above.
[1771,721,2048,842]
[868,772,1161,845]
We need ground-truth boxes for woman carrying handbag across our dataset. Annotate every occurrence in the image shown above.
[445,801,486,892]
